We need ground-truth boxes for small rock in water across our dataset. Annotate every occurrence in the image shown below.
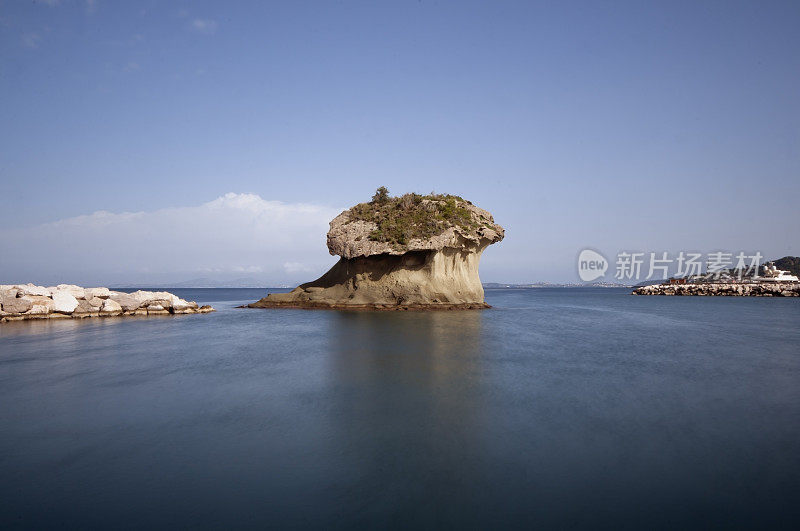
[14,284,51,297]
[22,295,55,314]
[109,292,142,311]
[55,284,87,300]
[101,299,123,314]
[2,295,33,314]
[84,287,111,299]
[52,291,79,313]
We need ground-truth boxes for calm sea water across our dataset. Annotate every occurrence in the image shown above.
[1,288,798,529]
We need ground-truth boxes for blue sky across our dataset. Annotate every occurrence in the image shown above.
[1,0,798,285]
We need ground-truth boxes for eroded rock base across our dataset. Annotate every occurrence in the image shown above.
[247,300,490,311]
[248,248,492,311]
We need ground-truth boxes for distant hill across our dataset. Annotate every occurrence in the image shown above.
[168,277,268,288]
[773,256,800,277]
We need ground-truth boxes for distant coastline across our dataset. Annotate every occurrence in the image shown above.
[106,282,633,289]
[483,282,632,289]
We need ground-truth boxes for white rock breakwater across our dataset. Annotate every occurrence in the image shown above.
[633,282,800,297]
[1,284,214,323]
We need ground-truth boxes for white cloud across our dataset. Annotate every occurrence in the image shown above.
[22,33,41,49]
[35,0,97,11]
[0,193,343,286]
[190,19,217,34]
[233,265,264,273]
[283,262,315,274]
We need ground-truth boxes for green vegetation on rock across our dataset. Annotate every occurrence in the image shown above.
[774,256,800,278]
[347,187,484,247]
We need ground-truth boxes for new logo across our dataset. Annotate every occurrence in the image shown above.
[578,249,608,282]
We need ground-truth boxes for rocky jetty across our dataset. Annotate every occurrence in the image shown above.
[249,189,504,310]
[633,282,800,297]
[0,284,214,323]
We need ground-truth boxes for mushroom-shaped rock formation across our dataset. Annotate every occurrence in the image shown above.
[249,188,504,310]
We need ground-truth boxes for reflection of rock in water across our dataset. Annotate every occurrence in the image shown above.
[318,311,489,515]
[328,310,485,384]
